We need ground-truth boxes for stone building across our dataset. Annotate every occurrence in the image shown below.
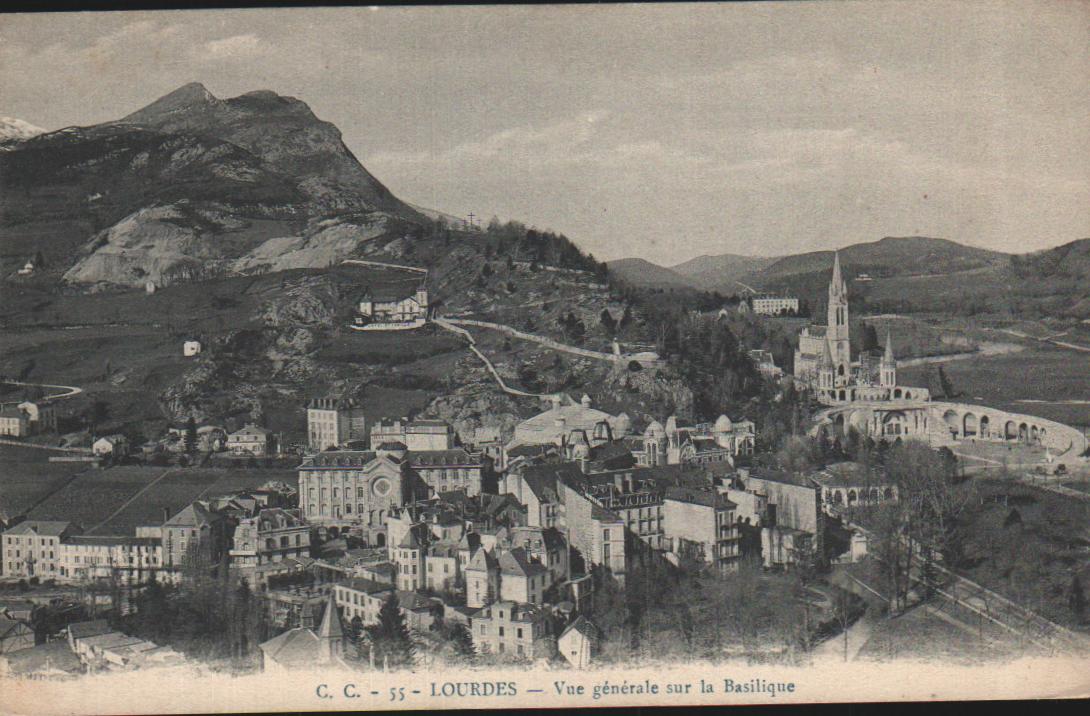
[306,397,366,452]
[352,282,429,330]
[370,418,454,451]
[297,447,430,536]
[470,601,551,660]
[794,253,929,405]
[662,487,741,573]
[226,424,275,457]
[58,536,166,584]
[2,521,75,580]
[637,414,754,467]
[407,448,484,496]
[229,508,311,577]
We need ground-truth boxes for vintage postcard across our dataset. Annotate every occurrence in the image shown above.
[0,2,1088,713]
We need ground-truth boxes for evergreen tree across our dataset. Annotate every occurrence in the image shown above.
[449,622,475,660]
[184,416,198,454]
[600,308,617,335]
[861,323,880,353]
[1071,574,1086,623]
[366,593,415,669]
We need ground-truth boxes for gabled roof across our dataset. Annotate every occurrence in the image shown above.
[466,546,497,572]
[359,282,425,303]
[259,627,321,667]
[67,619,112,640]
[1,639,81,676]
[559,615,598,641]
[0,617,33,640]
[4,520,70,537]
[408,448,480,467]
[498,547,547,578]
[164,502,220,528]
[230,424,271,437]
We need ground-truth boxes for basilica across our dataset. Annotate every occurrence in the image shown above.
[793,253,929,406]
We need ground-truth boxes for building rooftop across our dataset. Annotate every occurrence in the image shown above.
[3,520,71,537]
[498,547,548,578]
[67,620,112,641]
[407,448,480,466]
[1,639,82,677]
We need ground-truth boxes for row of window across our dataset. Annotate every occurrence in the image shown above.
[3,537,56,546]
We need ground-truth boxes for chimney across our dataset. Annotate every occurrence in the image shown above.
[162,507,170,523]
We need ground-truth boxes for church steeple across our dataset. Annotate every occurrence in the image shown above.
[880,330,897,389]
[826,252,851,372]
[316,592,344,663]
[830,251,847,297]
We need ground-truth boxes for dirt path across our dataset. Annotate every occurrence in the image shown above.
[1,380,83,405]
[433,318,553,400]
[898,341,1025,367]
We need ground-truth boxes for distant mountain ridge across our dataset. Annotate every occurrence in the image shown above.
[606,257,697,290]
[613,236,1011,293]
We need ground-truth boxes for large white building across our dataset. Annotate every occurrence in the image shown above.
[352,282,429,331]
[750,295,799,316]
[307,397,366,452]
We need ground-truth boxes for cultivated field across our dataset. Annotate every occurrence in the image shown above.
[0,445,94,524]
[22,465,298,536]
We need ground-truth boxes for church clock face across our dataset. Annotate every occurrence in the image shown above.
[372,477,391,497]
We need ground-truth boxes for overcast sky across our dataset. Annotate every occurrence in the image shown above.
[2,2,1087,265]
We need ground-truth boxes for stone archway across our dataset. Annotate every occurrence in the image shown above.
[894,388,903,399]
[963,413,978,438]
[1019,423,1029,442]
[979,415,990,438]
[944,410,961,438]
[848,489,857,503]
[1005,420,1018,440]
[376,533,386,548]
[1031,425,1040,442]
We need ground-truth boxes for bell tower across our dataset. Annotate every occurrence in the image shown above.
[826,252,851,381]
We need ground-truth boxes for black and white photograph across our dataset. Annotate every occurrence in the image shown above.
[0,1,1088,711]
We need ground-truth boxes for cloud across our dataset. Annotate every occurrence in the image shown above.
[199,34,265,60]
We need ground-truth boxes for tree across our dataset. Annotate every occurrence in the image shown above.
[448,622,476,662]
[1071,574,1086,624]
[861,323,880,353]
[184,416,198,454]
[88,400,110,436]
[600,309,617,335]
[366,594,414,670]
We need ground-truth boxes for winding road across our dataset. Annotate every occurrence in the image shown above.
[1,380,83,405]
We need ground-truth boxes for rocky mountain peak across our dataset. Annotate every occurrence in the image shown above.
[120,82,220,125]
[0,116,47,144]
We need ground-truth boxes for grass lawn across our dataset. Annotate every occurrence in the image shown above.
[856,604,1023,664]
[899,343,1090,428]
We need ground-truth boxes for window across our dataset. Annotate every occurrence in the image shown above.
[517,628,523,639]
[499,626,505,637]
